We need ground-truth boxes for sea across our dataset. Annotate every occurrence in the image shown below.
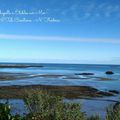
[0,63,120,119]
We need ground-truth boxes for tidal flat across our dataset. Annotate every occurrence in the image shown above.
[0,85,116,99]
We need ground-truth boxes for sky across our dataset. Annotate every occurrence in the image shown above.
[0,0,120,64]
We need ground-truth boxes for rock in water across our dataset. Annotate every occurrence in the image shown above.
[105,71,114,75]
[75,73,94,75]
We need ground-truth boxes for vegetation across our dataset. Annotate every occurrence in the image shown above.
[106,104,120,120]
[0,91,120,120]
[0,102,24,120]
[24,91,85,120]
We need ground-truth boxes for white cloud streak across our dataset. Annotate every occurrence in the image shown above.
[0,34,120,44]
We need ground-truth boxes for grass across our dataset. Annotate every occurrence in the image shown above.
[0,90,120,120]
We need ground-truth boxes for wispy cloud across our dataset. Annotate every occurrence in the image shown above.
[57,1,120,21]
[0,34,120,44]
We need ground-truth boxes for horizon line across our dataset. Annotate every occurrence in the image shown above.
[0,61,120,66]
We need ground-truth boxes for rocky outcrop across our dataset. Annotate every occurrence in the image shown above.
[105,71,114,75]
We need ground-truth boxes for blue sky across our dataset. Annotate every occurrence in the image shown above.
[0,0,120,64]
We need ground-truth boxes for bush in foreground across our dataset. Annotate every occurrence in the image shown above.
[0,91,120,120]
[24,91,86,120]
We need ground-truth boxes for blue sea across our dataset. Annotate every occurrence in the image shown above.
[0,63,120,119]
[0,63,120,90]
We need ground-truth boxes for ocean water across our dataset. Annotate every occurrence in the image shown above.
[0,63,120,119]
[0,63,120,90]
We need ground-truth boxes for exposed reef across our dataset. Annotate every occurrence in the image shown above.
[0,85,116,99]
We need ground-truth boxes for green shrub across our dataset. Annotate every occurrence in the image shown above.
[106,104,120,120]
[24,91,86,120]
[87,115,100,120]
[1,91,120,120]
[0,102,24,120]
